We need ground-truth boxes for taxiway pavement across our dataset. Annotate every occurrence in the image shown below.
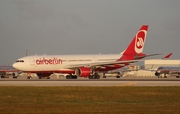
[0,77,180,86]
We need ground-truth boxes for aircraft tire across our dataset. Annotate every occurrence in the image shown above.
[116,76,120,78]
[73,75,77,79]
[1,75,5,78]
[88,75,93,79]
[39,77,42,79]
[66,75,70,79]
[27,76,31,79]
[47,77,50,79]
[96,75,100,79]
[102,76,106,78]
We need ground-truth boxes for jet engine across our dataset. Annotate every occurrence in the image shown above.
[75,67,91,77]
[155,72,160,76]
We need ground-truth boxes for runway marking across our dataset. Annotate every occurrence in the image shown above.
[117,82,137,86]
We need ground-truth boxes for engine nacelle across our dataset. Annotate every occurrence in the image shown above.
[36,73,52,77]
[75,67,91,77]
[155,72,160,76]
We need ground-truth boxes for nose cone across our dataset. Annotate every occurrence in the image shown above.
[12,63,19,69]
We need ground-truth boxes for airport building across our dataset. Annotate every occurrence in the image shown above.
[144,59,180,69]
[122,59,180,77]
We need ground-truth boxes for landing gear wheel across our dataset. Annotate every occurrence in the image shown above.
[66,75,70,79]
[102,76,107,78]
[27,76,32,79]
[88,74,100,79]
[73,75,77,79]
[66,75,77,79]
[47,77,50,79]
[93,73,100,79]
[1,75,5,78]
[39,76,42,79]
[96,75,100,79]
[89,75,93,79]
[102,73,106,78]
[116,76,120,78]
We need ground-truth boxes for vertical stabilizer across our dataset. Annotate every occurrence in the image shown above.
[118,25,148,61]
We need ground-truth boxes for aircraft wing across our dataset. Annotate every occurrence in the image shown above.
[0,66,19,72]
[63,59,142,69]
[145,53,172,60]
[64,53,172,69]
[134,53,171,59]
[0,70,19,72]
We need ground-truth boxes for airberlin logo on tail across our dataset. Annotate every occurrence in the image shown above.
[36,58,62,65]
[135,30,147,53]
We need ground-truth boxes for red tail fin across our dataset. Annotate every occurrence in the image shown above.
[118,25,148,61]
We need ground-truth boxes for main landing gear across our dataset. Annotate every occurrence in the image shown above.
[88,73,100,79]
[116,76,121,78]
[66,74,78,79]
[102,73,107,78]
[116,72,122,78]
[27,76,32,79]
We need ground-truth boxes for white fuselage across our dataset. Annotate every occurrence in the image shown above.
[13,54,122,73]
[12,25,150,78]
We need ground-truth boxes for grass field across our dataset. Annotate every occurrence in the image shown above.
[0,86,180,114]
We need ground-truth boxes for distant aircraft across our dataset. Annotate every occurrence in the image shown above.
[155,66,180,78]
[103,53,173,78]
[0,66,19,78]
[12,25,166,79]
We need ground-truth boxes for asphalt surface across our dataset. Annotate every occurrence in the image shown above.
[0,76,180,86]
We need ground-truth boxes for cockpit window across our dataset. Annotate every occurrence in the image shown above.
[16,60,24,62]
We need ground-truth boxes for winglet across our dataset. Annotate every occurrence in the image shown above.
[162,53,172,59]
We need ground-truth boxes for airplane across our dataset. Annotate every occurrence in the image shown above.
[155,66,180,78]
[101,53,173,78]
[0,66,19,78]
[12,25,166,79]
[0,50,29,78]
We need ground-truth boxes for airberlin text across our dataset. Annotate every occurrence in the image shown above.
[36,58,62,65]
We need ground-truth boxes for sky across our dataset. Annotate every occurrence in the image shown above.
[0,0,180,65]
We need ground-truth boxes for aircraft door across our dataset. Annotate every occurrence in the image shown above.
[29,58,36,67]
[94,57,99,62]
